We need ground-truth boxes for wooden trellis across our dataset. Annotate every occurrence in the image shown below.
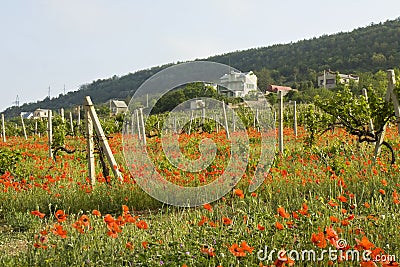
[84,96,123,185]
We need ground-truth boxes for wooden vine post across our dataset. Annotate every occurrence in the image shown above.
[20,114,27,140]
[48,110,53,158]
[1,114,5,143]
[374,69,400,161]
[84,96,123,185]
[278,90,284,153]
[293,101,298,137]
[69,112,74,136]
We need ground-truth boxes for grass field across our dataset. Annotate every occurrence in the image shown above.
[0,127,399,266]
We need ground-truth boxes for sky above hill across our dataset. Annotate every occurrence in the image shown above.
[1,0,399,112]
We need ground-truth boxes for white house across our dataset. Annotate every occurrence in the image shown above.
[33,108,50,119]
[110,100,128,116]
[217,71,258,97]
[318,70,359,89]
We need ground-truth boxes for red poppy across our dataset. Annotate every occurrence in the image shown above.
[222,217,232,225]
[55,210,67,223]
[136,220,148,229]
[203,203,212,212]
[31,210,45,219]
[277,207,290,218]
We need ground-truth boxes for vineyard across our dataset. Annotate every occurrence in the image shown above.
[1,72,400,266]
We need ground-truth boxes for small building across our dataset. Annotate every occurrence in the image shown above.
[318,70,359,89]
[33,108,50,119]
[20,112,34,119]
[190,99,205,110]
[110,100,128,116]
[217,70,258,97]
[267,85,292,93]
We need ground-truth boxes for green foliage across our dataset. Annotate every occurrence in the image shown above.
[52,116,66,148]
[0,149,22,175]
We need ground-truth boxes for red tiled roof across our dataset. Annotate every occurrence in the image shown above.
[267,85,292,92]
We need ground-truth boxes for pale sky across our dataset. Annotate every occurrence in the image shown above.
[1,0,399,112]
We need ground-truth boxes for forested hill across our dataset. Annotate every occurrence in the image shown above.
[4,17,400,118]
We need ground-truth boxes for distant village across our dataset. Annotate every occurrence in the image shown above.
[19,69,358,119]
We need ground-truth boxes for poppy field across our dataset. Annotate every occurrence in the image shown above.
[0,125,399,266]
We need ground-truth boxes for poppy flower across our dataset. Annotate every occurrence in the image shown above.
[328,200,339,207]
[141,241,148,249]
[337,195,348,203]
[228,243,246,257]
[107,222,121,238]
[136,220,148,229]
[52,224,67,238]
[356,236,375,250]
[198,216,208,226]
[234,188,244,198]
[55,210,67,223]
[311,228,327,248]
[222,217,232,225]
[126,242,134,250]
[200,245,215,257]
[277,207,290,218]
[31,210,45,219]
[79,215,90,227]
[257,224,265,231]
[275,222,284,230]
[203,203,212,211]
[104,214,115,225]
[92,210,101,217]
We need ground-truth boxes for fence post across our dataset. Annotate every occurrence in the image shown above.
[20,114,27,140]
[77,105,81,126]
[48,110,53,158]
[139,108,146,145]
[386,70,400,134]
[1,114,5,143]
[69,112,74,136]
[85,103,96,184]
[222,101,230,139]
[60,108,64,123]
[362,88,375,134]
[373,70,398,161]
[85,96,123,182]
[293,101,298,137]
[278,91,284,153]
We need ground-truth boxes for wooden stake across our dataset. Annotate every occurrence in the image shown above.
[85,104,95,184]
[136,109,141,141]
[362,88,375,133]
[139,108,146,145]
[386,70,400,133]
[278,91,284,153]
[20,114,27,140]
[69,112,74,136]
[85,96,123,182]
[48,110,53,158]
[77,106,81,125]
[293,101,298,137]
[222,101,230,139]
[60,108,64,123]
[1,114,5,143]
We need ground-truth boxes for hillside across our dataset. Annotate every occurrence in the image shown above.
[3,17,400,118]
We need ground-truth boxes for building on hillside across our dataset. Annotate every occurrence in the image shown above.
[190,99,205,110]
[21,112,34,119]
[267,85,292,96]
[217,70,257,97]
[33,108,50,119]
[318,70,359,89]
[110,100,128,116]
